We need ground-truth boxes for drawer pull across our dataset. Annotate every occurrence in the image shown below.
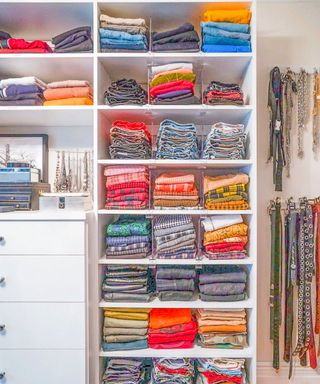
[0,325,5,332]
[0,277,4,284]
[0,372,5,380]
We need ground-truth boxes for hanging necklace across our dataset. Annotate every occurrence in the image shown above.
[297,69,309,159]
[312,69,320,157]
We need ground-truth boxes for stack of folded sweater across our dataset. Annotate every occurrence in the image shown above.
[104,78,148,106]
[153,172,200,209]
[201,9,251,53]
[102,308,150,351]
[199,265,247,302]
[154,215,197,259]
[109,120,152,159]
[99,14,148,51]
[156,266,196,301]
[152,358,195,383]
[203,122,247,160]
[151,22,199,52]
[204,173,249,210]
[102,265,154,302]
[196,358,247,384]
[105,215,152,259]
[102,358,151,384]
[150,63,199,105]
[52,26,93,53]
[203,81,244,105]
[149,308,197,349]
[104,166,150,209]
[196,308,247,349]
[156,119,199,160]
[0,76,46,106]
[43,80,92,106]
[202,215,248,259]
[0,31,52,53]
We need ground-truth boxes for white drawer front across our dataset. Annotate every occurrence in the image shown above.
[0,303,85,349]
[0,349,85,384]
[0,256,85,302]
[0,221,85,255]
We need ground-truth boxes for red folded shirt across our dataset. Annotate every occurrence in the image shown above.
[205,243,246,253]
[107,187,148,198]
[150,80,195,98]
[106,181,149,192]
[148,340,194,349]
[148,321,197,344]
[201,371,242,384]
[1,38,52,53]
[106,193,149,202]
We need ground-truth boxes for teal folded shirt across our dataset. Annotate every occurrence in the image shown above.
[201,21,249,33]
[202,35,251,47]
[202,26,250,40]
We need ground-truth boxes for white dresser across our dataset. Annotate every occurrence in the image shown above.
[0,211,87,384]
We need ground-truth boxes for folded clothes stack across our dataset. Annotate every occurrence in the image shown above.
[43,80,93,106]
[204,173,249,210]
[104,166,150,209]
[99,14,148,51]
[0,31,52,53]
[109,120,152,159]
[149,308,197,349]
[102,308,150,351]
[202,215,248,260]
[196,308,247,349]
[102,358,151,384]
[154,215,197,259]
[104,78,148,106]
[102,265,154,302]
[199,265,247,302]
[0,76,46,106]
[105,215,152,259]
[156,119,199,160]
[52,26,93,53]
[156,266,196,301]
[151,358,195,384]
[203,81,244,105]
[151,22,199,52]
[203,122,247,160]
[196,358,248,384]
[150,63,200,105]
[201,9,251,53]
[153,172,200,208]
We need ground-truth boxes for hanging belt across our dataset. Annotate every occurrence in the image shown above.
[283,199,298,378]
[312,201,320,356]
[268,67,285,191]
[269,198,282,370]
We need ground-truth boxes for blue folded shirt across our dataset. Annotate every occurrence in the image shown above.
[202,44,251,53]
[202,35,251,46]
[99,28,147,44]
[201,21,249,33]
[202,26,250,40]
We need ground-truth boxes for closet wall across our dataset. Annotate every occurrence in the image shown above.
[257,0,320,381]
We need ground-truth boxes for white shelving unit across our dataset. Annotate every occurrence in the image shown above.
[0,1,257,383]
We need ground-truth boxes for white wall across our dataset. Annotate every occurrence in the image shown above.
[257,0,320,380]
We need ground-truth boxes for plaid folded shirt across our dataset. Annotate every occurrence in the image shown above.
[205,250,247,260]
[154,199,200,207]
[205,191,248,200]
[107,186,148,198]
[104,165,148,177]
[107,242,150,252]
[106,171,149,186]
[209,183,246,195]
[106,193,149,202]
[154,215,193,230]
[105,200,148,209]
[205,201,249,210]
[106,181,149,192]
[156,228,196,244]
[155,173,195,184]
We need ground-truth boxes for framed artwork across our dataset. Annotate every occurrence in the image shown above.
[0,134,49,182]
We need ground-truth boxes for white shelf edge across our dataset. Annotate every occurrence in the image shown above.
[0,106,94,111]
[0,53,94,59]
[99,257,255,265]
[99,345,253,358]
[98,105,253,111]
[99,298,254,309]
[98,209,253,215]
[97,52,253,59]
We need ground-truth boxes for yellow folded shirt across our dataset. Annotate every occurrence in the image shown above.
[43,97,93,106]
[104,310,149,321]
[105,308,150,314]
[204,9,251,24]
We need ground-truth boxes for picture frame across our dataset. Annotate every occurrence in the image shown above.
[0,134,49,182]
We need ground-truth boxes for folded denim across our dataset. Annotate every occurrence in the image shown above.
[156,266,196,279]
[199,266,247,284]
[103,284,148,293]
[102,358,149,384]
[104,79,147,106]
[154,95,200,105]
[200,293,246,302]
[54,38,93,53]
[152,30,199,46]
[100,22,148,35]
[152,41,199,52]
[152,23,195,41]
[202,35,251,46]
[201,21,250,33]
[104,292,154,302]
[100,28,147,42]
[102,339,148,351]
[200,282,246,296]
[202,26,250,40]
[101,42,147,51]
[202,44,251,53]
[156,278,195,291]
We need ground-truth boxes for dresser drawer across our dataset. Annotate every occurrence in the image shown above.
[0,256,85,302]
[0,349,85,384]
[0,303,85,349]
[0,221,85,255]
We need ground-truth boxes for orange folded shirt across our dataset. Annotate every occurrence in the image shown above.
[199,324,247,333]
[149,308,192,329]
[203,9,251,24]
[44,97,93,106]
[44,86,92,101]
